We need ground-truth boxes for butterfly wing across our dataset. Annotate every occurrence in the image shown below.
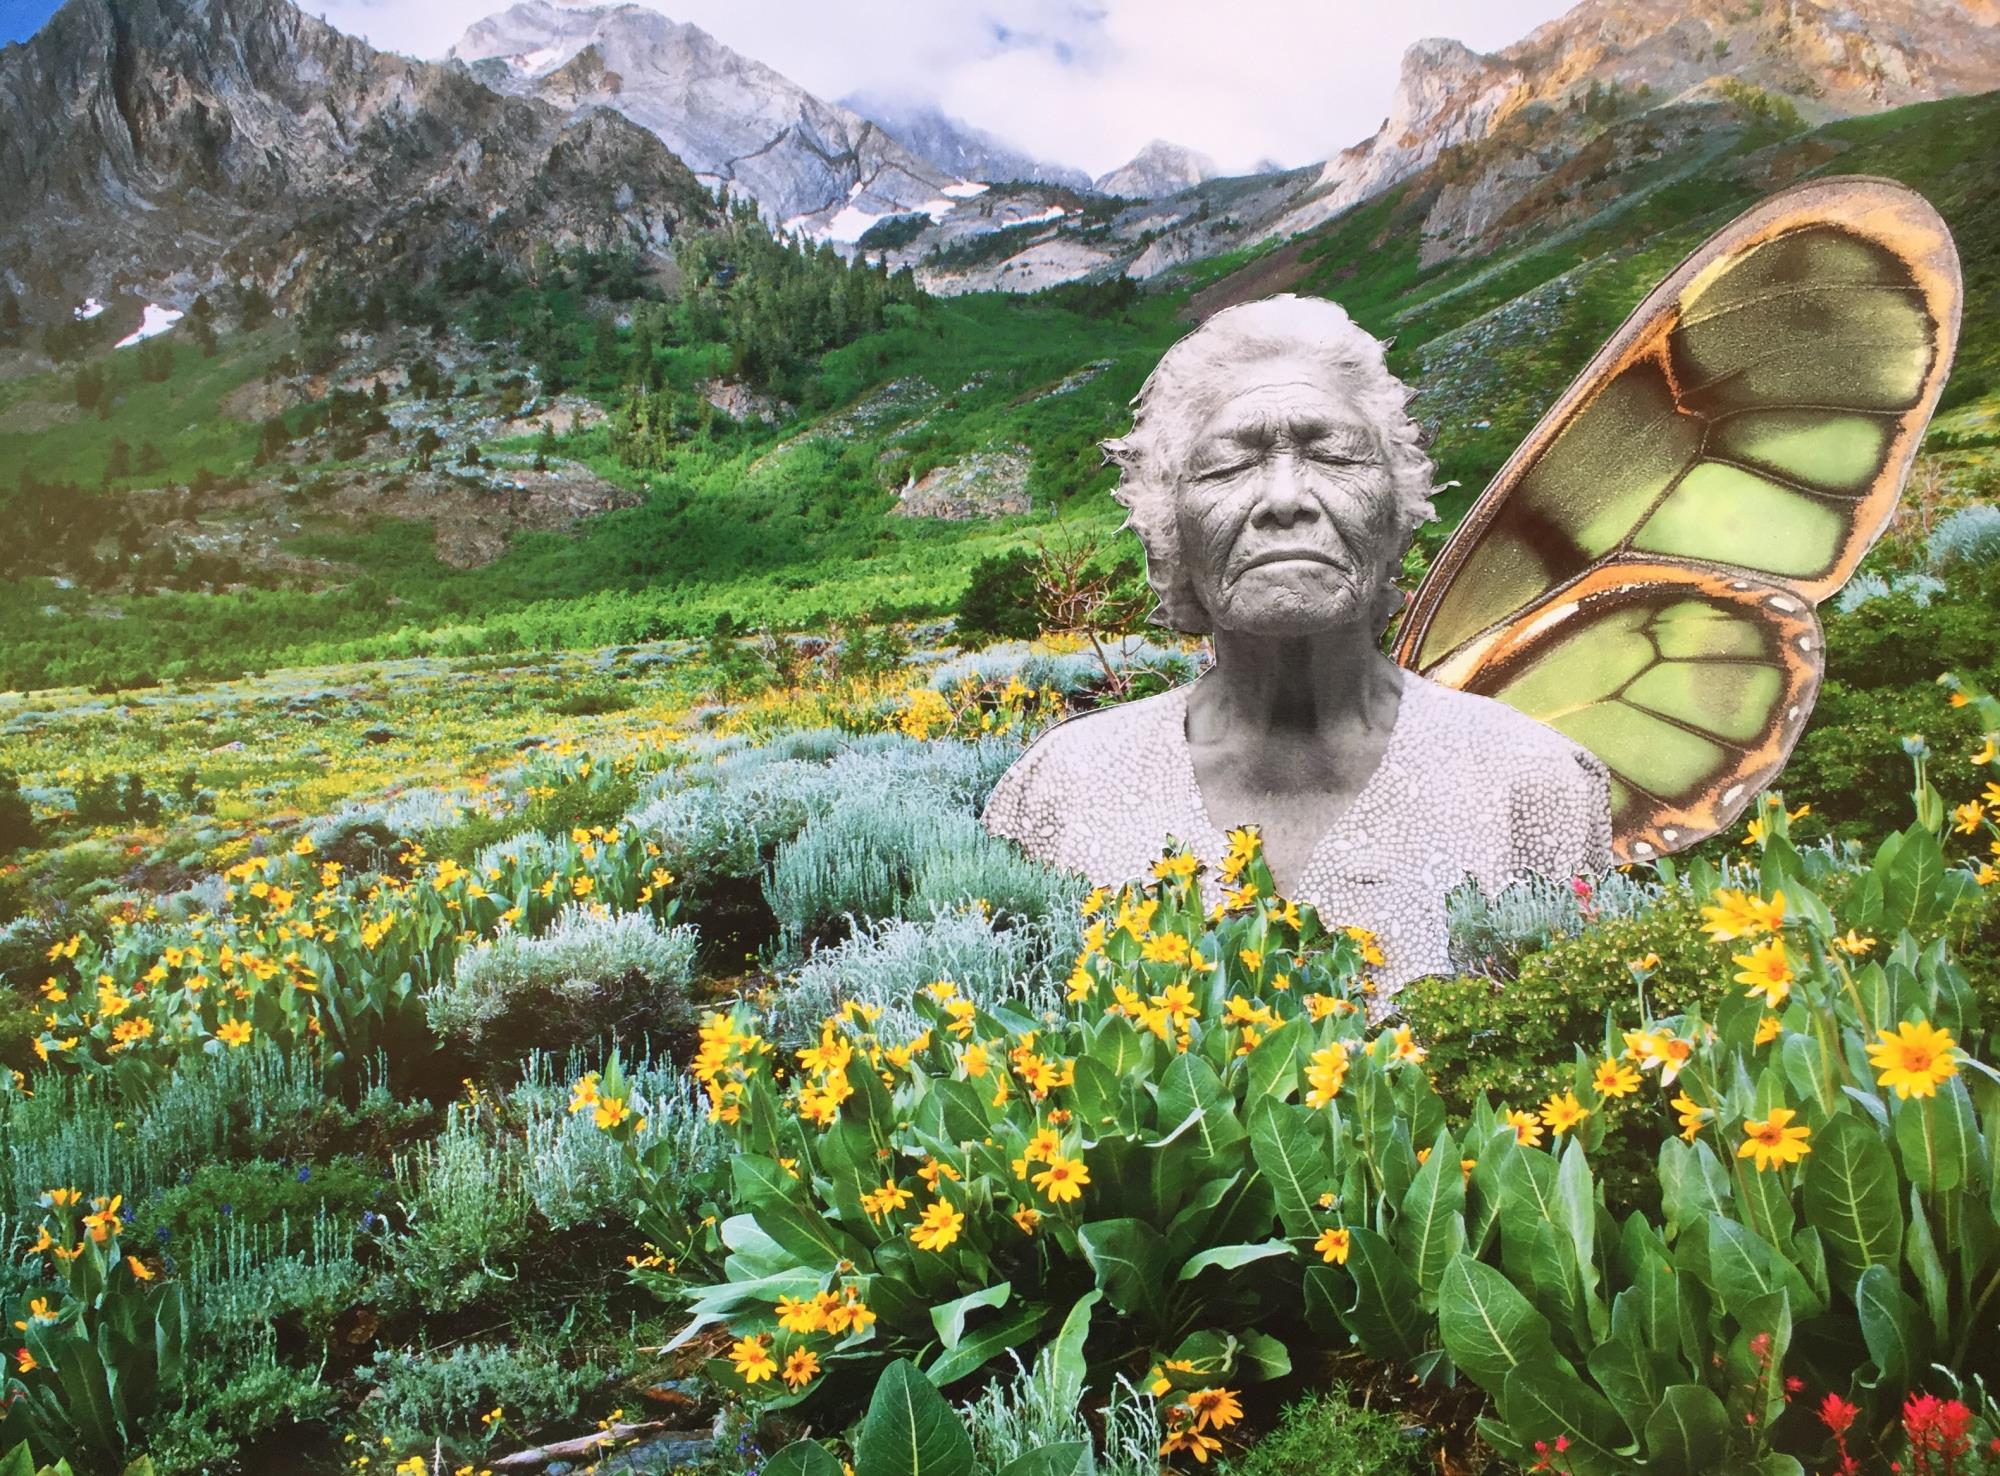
[1394,175,1961,861]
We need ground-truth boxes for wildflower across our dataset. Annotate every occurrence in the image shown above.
[1628,952,1662,973]
[82,1195,124,1244]
[127,1255,154,1280]
[1976,736,1997,764]
[1504,1108,1545,1147]
[593,1093,632,1131]
[481,1407,504,1430]
[1739,1106,1812,1172]
[782,1348,821,1391]
[1754,1015,1782,1048]
[1866,1020,1960,1099]
[1388,1026,1426,1064]
[860,1181,913,1221]
[1160,1425,1223,1464]
[1187,1388,1244,1432]
[1238,948,1263,973]
[216,1018,253,1048]
[776,1296,824,1333]
[1903,1392,1976,1470]
[1220,827,1259,883]
[1699,888,1784,942]
[1540,1092,1589,1136]
[1732,938,1794,1007]
[1671,1092,1710,1143]
[1012,1206,1041,1235]
[1832,930,1876,956]
[1953,801,1985,835]
[1303,1043,1350,1109]
[1314,1226,1352,1264]
[959,1042,991,1078]
[911,1200,965,1252]
[729,1334,778,1384]
[1817,1394,1859,1436]
[1591,1058,1640,1098]
[14,1348,35,1374]
[1152,853,1199,884]
[1032,1154,1090,1204]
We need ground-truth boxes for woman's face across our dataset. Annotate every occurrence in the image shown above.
[1173,359,1400,637]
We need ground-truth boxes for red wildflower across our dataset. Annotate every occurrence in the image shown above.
[1820,1394,1860,1436]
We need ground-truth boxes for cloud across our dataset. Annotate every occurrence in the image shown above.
[312,0,1572,178]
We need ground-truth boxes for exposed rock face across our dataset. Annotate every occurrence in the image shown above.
[890,445,1032,521]
[1261,0,2000,249]
[838,90,1094,192]
[1093,139,1218,199]
[0,0,718,325]
[449,1,960,234]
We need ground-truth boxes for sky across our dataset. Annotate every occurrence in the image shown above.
[0,0,1575,178]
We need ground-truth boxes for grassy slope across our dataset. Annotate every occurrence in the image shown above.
[1,90,1994,691]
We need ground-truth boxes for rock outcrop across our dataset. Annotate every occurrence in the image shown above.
[0,0,718,326]
[1093,140,1218,200]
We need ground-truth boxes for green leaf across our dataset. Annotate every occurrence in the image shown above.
[1339,1225,1435,1363]
[1047,1291,1099,1412]
[762,1443,845,1476]
[1399,1128,1468,1301]
[1803,1113,1903,1288]
[1702,1217,1819,1320]
[1658,1139,1732,1235]
[997,1445,1091,1476]
[756,1197,870,1275]
[924,1305,1048,1388]
[854,1360,976,1476]
[1068,1055,1128,1135]
[1159,1054,1246,1161]
[930,1283,1010,1350]
[1176,1241,1294,1281]
[1077,1219,1171,1330]
[1894,1079,1978,1194]
[1497,1363,1631,1476]
[1642,1385,1730,1476]
[1245,1017,1305,1103]
[731,1153,801,1211]
[1237,1328,1292,1382]
[1557,1139,1604,1333]
[1437,1255,1562,1395]
[1881,823,1946,934]
[1904,1186,1950,1339]
[1855,1262,1924,1387]
[1586,1334,1671,1444]
[1248,1099,1334,1239]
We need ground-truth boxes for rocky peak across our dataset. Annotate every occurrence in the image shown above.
[1093,139,1217,199]
[0,0,716,329]
[448,1,959,232]
[838,90,1093,192]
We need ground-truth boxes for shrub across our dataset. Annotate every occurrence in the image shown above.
[1924,504,2000,569]
[956,548,1042,642]
[383,1103,533,1313]
[1216,1388,1430,1475]
[0,768,38,854]
[360,1338,604,1445]
[426,904,699,1063]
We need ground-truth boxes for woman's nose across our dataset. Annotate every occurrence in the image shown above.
[1251,453,1317,527]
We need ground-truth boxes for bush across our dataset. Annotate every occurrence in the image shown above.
[0,769,38,854]
[361,1338,604,1447]
[1217,1388,1429,1475]
[383,1104,534,1312]
[956,548,1042,642]
[426,904,700,1063]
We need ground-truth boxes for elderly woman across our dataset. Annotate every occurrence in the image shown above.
[981,294,1611,993]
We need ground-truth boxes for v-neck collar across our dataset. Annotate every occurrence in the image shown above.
[1170,666,1415,887]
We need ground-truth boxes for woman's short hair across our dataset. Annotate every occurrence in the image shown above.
[1101,294,1436,633]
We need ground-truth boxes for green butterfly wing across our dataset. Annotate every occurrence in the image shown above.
[1395,176,1961,859]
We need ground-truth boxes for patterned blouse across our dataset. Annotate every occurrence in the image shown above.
[981,668,1613,993]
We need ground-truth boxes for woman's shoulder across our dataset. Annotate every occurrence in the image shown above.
[1401,672,1606,783]
[983,687,1188,829]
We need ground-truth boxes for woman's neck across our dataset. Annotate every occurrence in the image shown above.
[1189,623,1402,740]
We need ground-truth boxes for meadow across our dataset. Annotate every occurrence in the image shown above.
[0,88,1998,1476]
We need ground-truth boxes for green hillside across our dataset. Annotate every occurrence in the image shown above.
[1,90,1995,692]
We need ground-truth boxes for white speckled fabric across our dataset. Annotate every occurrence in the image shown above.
[982,668,1613,992]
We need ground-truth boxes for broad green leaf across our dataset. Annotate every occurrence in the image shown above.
[1557,1139,1605,1333]
[1399,1128,1468,1300]
[1703,1217,1820,1320]
[1245,1017,1305,1103]
[854,1360,976,1476]
[1047,1291,1099,1412]
[762,1443,844,1476]
[1068,1055,1128,1134]
[756,1197,870,1275]
[1248,1099,1335,1239]
[1437,1255,1562,1395]
[1176,1240,1293,1281]
[924,1305,1047,1388]
[1904,1187,1950,1339]
[1643,1384,1730,1476]
[1497,1364,1631,1476]
[1237,1328,1292,1382]
[998,1445,1091,1476]
[1658,1139,1733,1236]
[1894,1079,1978,1194]
[930,1282,1010,1350]
[1855,1262,1925,1387]
[1803,1113,1903,1287]
[731,1153,802,1211]
[1339,1225,1435,1363]
[1587,1333,1671,1444]
[1077,1219,1171,1330]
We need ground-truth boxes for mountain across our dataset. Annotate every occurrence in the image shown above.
[837,90,1093,192]
[448,1,964,239]
[0,0,718,330]
[1093,139,1217,199]
[1261,0,2000,246]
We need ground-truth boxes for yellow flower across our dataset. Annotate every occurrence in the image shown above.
[911,1200,965,1252]
[14,1348,36,1374]
[1954,801,1986,835]
[216,1018,253,1048]
[960,1042,991,1078]
[1739,1106,1812,1172]
[1065,963,1094,1002]
[1151,852,1200,884]
[1754,1015,1783,1048]
[1866,1020,1960,1100]
[481,1407,504,1430]
[1700,888,1786,942]
[82,1195,124,1244]
[1303,1043,1350,1110]
[1742,816,1768,846]
[1032,1154,1090,1204]
[571,874,595,898]
[1387,1026,1426,1065]
[1732,938,1794,1008]
[1832,929,1876,956]
[1975,736,1997,765]
[1540,1092,1589,1136]
[593,1094,632,1131]
[1671,1091,1710,1143]
[730,1334,778,1384]
[126,1255,154,1280]
[1591,1059,1640,1099]
[860,1181,913,1221]
[775,1296,824,1333]
[1012,1205,1042,1234]
[1504,1108,1544,1147]
[1187,1387,1244,1432]
[1313,1227,1352,1264]
[1160,1426,1223,1464]
[781,1348,821,1390]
